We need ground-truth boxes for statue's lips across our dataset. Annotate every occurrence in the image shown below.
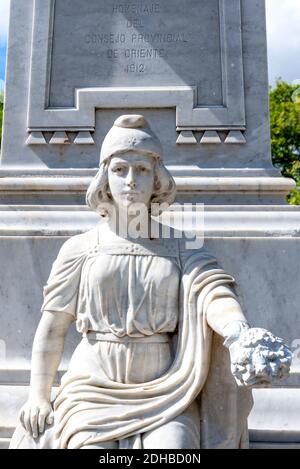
[122,191,140,195]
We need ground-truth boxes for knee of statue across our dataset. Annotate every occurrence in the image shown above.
[10,114,292,450]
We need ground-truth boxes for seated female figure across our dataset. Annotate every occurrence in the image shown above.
[10,115,291,449]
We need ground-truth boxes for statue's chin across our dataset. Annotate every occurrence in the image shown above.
[118,198,149,212]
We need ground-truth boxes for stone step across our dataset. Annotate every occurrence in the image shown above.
[2,385,300,448]
[0,427,14,439]
[248,388,300,442]
[250,442,300,449]
[0,438,10,449]
[2,437,300,450]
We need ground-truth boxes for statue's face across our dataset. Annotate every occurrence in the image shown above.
[108,152,155,210]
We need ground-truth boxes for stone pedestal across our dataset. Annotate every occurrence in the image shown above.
[1,0,299,449]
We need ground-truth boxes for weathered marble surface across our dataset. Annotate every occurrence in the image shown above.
[2,0,272,173]
[1,235,298,371]
[1,0,300,450]
[49,0,223,107]
[249,388,300,448]
[0,234,299,449]
[1,115,293,450]
[2,117,244,448]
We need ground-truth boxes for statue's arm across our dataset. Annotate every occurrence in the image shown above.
[19,310,73,439]
[205,286,292,386]
[206,293,248,337]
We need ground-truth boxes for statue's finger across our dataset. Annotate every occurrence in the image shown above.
[46,410,54,426]
[38,410,47,434]
[23,408,32,435]
[19,408,25,428]
[30,409,39,439]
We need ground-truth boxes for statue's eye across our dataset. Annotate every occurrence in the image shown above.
[113,166,124,173]
[137,166,149,174]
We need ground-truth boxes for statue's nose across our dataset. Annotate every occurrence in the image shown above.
[127,180,137,189]
[126,168,137,188]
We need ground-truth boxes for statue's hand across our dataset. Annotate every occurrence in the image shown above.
[228,328,292,387]
[19,398,54,439]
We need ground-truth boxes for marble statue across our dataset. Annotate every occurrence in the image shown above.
[10,115,292,449]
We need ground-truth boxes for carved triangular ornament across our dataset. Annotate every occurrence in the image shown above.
[26,131,47,145]
[49,131,70,145]
[200,131,222,144]
[74,131,95,145]
[225,130,246,144]
[176,131,197,145]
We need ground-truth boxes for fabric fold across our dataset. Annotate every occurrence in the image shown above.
[10,232,253,450]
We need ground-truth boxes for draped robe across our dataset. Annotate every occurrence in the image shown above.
[10,227,253,449]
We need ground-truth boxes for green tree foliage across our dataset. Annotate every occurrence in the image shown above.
[269,80,300,204]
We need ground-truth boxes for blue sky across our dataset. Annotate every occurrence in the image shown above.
[0,47,6,82]
[0,0,300,91]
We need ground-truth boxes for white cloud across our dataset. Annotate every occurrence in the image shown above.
[266,0,300,85]
[0,0,10,47]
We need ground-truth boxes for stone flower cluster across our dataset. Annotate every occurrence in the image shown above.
[229,328,293,387]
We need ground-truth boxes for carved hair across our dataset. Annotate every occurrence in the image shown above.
[86,157,177,217]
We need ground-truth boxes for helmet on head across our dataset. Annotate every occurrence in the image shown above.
[99,114,163,165]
